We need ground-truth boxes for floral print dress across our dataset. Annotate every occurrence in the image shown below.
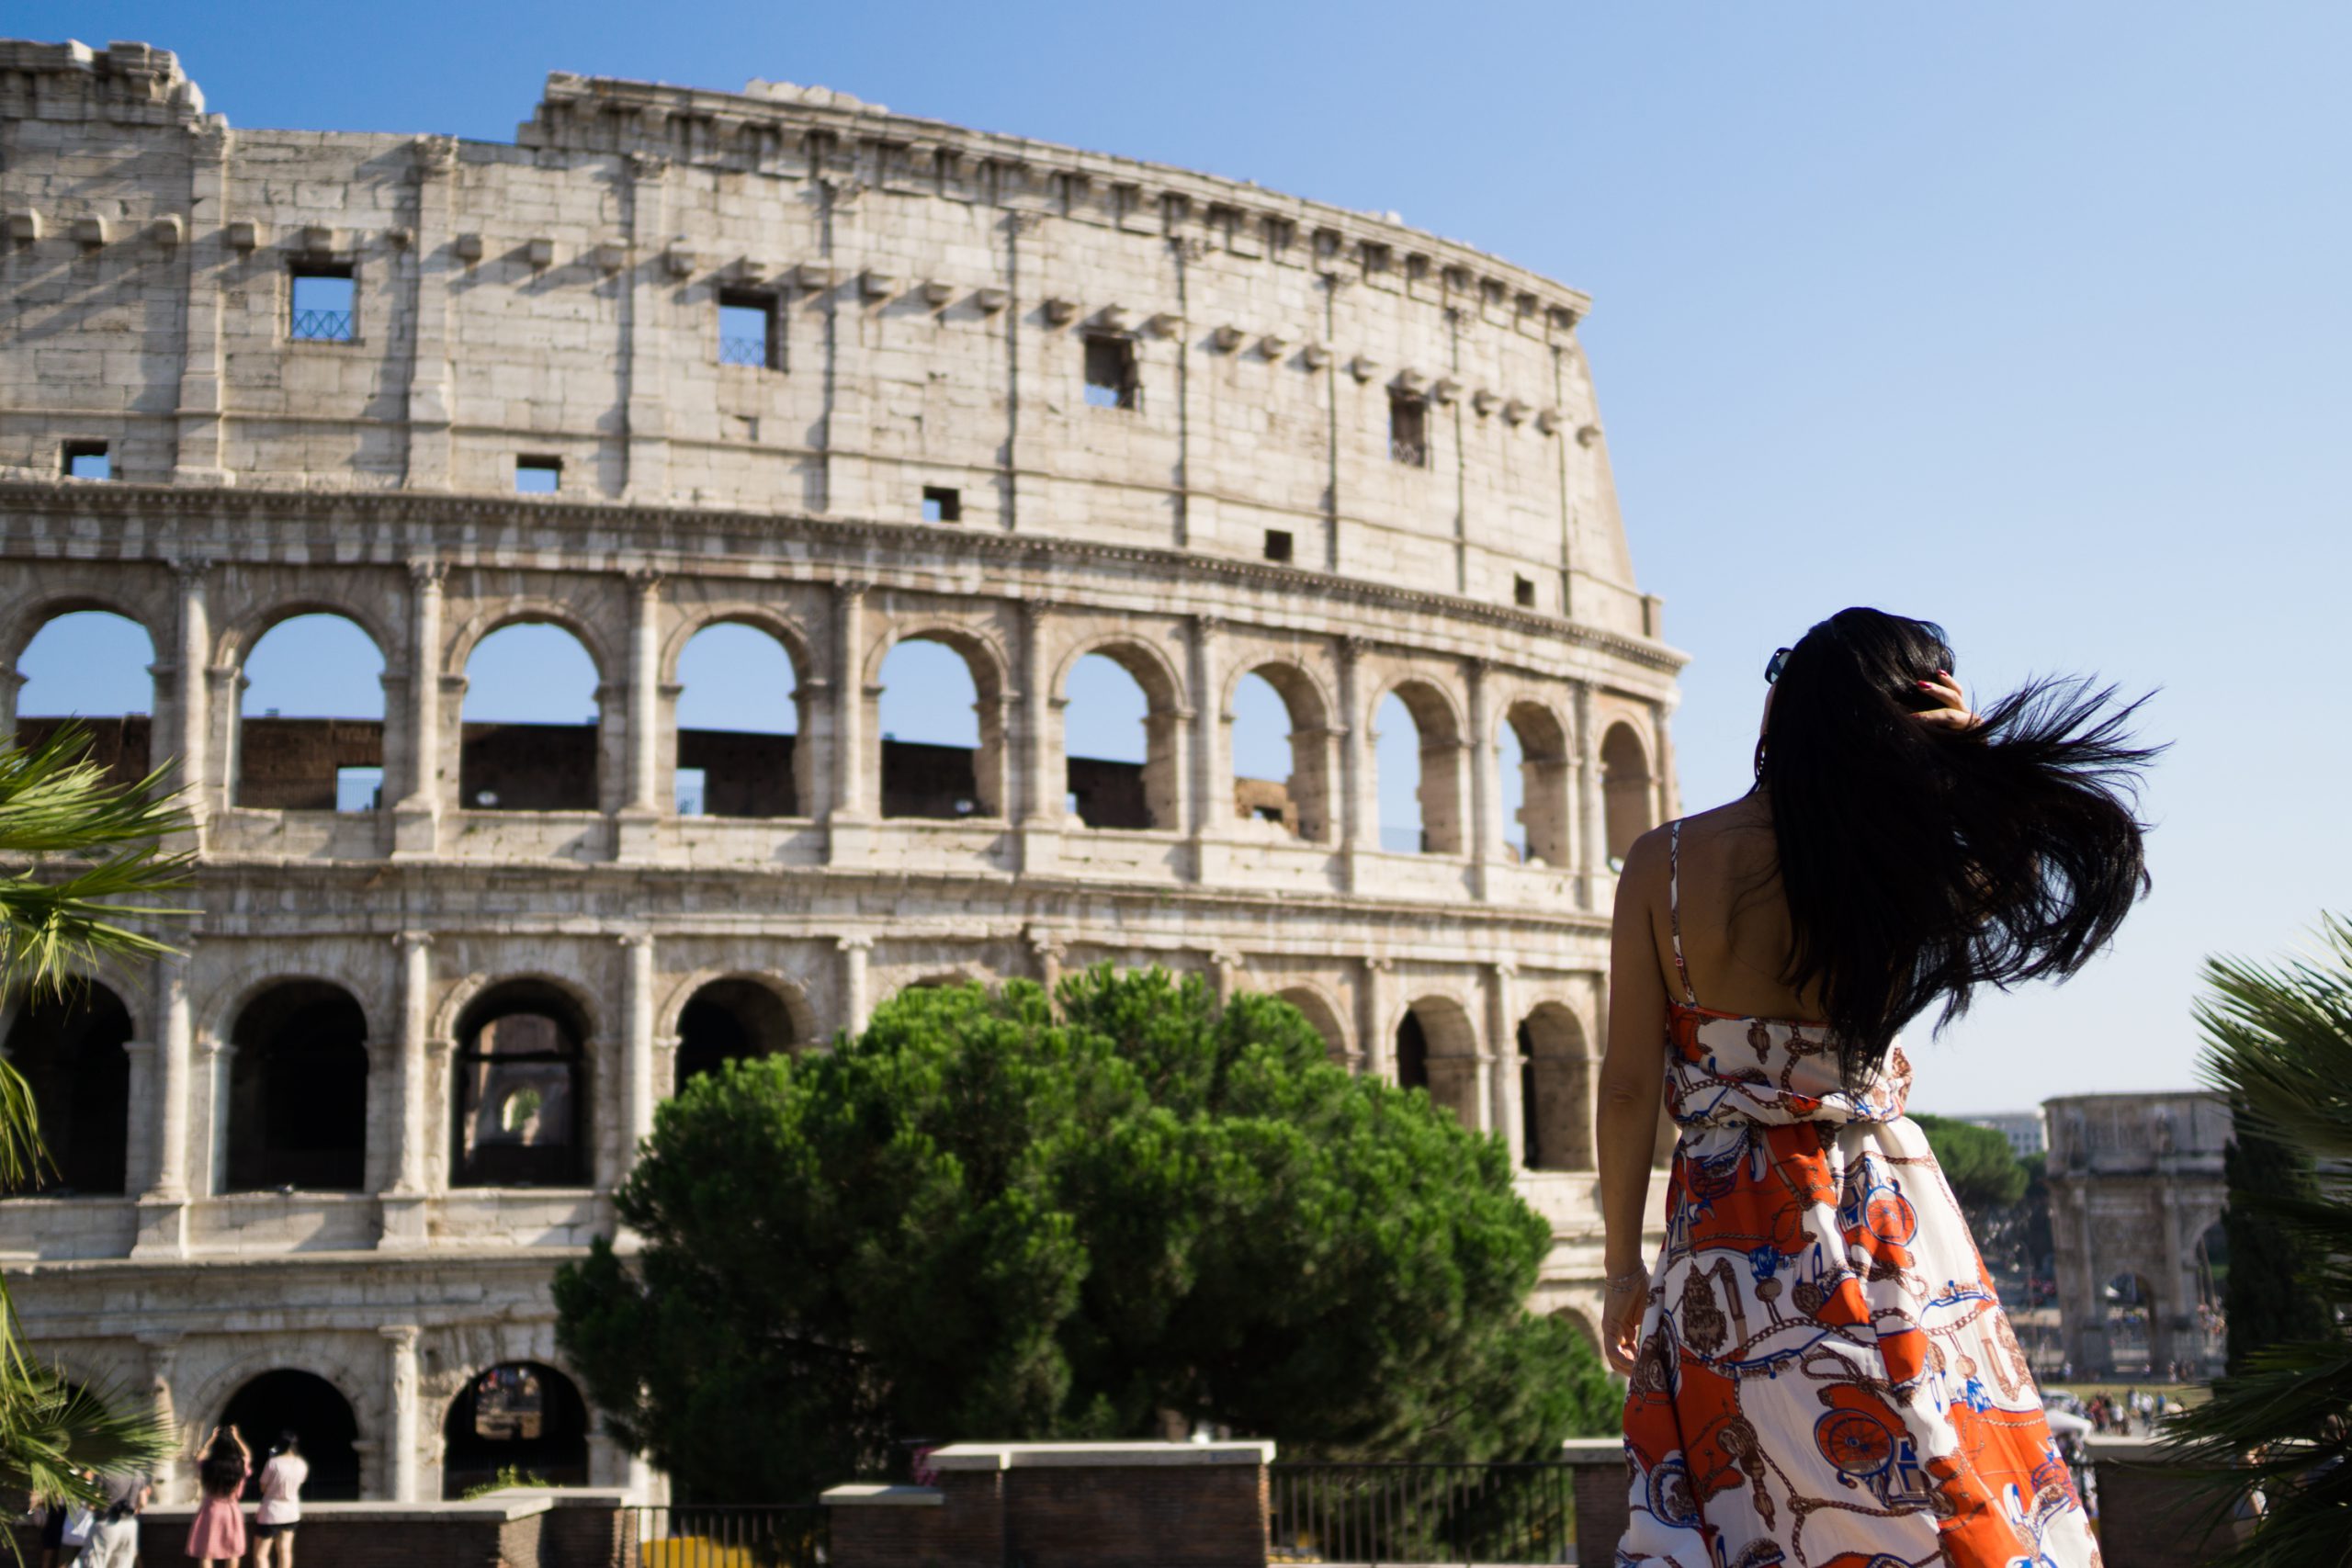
[1618,823,2098,1568]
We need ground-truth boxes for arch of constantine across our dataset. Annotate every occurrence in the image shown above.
[0,39,1679,1498]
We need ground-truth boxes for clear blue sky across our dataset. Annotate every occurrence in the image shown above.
[18,0,2351,1114]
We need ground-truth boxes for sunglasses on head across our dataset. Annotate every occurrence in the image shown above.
[1765,622,1950,685]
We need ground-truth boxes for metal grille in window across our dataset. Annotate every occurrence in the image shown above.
[1390,394,1429,468]
[291,308,356,343]
[719,333,770,367]
[718,294,776,369]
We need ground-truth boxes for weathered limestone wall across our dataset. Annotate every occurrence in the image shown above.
[0,38,1681,1502]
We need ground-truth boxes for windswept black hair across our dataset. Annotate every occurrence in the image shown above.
[1758,607,2157,1089]
[199,1439,245,1499]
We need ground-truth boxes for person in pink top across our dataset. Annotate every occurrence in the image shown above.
[253,1431,310,1568]
[184,1424,249,1568]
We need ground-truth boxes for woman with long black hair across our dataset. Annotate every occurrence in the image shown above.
[1598,608,2154,1566]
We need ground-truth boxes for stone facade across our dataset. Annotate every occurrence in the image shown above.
[2042,1092,2230,1379]
[0,39,1680,1500]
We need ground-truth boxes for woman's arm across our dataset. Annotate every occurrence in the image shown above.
[229,1426,251,1463]
[1595,827,1672,1374]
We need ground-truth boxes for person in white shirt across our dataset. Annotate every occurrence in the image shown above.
[253,1431,310,1568]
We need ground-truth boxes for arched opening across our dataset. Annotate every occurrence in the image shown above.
[1230,666,1329,842]
[1,985,131,1194]
[460,623,600,812]
[1395,998,1480,1126]
[1062,649,1180,831]
[440,1361,590,1498]
[674,977,801,1089]
[1600,722,1654,869]
[1517,1004,1591,1171]
[219,1370,361,1502]
[14,610,155,787]
[1500,702,1571,867]
[1375,682,1464,855]
[2100,1270,2155,1376]
[225,981,368,1192]
[236,614,387,811]
[1274,987,1349,1064]
[877,637,1001,820]
[675,622,799,818]
[1550,1306,1601,1357]
[453,981,588,1189]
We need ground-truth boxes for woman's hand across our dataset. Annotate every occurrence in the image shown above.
[1602,1271,1648,1376]
[1913,670,1977,730]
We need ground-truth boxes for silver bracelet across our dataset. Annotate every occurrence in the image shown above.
[1603,1267,1647,1293]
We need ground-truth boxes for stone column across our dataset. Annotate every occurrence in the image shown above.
[1190,615,1227,882]
[1016,597,1059,873]
[1572,682,1602,910]
[2154,1188,2184,1378]
[381,1325,421,1502]
[627,570,664,813]
[826,582,873,863]
[1466,659,1498,898]
[379,931,433,1247]
[1650,699,1679,826]
[1487,962,1521,1165]
[620,931,657,1176]
[198,1036,233,1197]
[0,665,22,742]
[1028,929,1067,999]
[1210,950,1243,1009]
[1359,956,1392,1079]
[120,1037,159,1193]
[1338,637,1373,892]
[393,559,446,856]
[138,1332,188,1504]
[839,935,873,1038]
[133,946,194,1257]
[171,559,210,833]
[622,152,674,500]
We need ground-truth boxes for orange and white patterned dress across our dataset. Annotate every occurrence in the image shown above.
[1618,824,2098,1568]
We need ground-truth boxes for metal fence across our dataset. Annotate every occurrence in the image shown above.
[290,308,356,343]
[1268,1462,1576,1565]
[622,1504,828,1568]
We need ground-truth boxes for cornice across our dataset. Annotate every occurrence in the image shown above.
[0,481,1688,676]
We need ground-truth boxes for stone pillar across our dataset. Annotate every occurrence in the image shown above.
[1190,615,1227,882]
[133,946,194,1257]
[827,582,874,863]
[1028,929,1066,999]
[1466,659,1498,897]
[1572,682,1602,910]
[173,125,232,483]
[380,931,433,1247]
[404,137,458,490]
[1487,962,1521,1165]
[620,931,657,1176]
[1017,597,1060,873]
[1650,699,1679,826]
[0,665,21,742]
[198,1036,233,1197]
[839,935,874,1038]
[120,1037,159,1193]
[1359,956,1392,1079]
[1338,637,1373,891]
[1210,951,1243,1009]
[138,1332,188,1504]
[2154,1188,2184,1378]
[628,570,664,812]
[381,1325,421,1503]
[393,558,446,856]
[622,152,674,500]
[171,559,210,833]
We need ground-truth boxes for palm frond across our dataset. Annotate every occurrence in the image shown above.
[0,1365,176,1509]
[2164,920,2352,1565]
[0,1056,50,1195]
[0,724,193,998]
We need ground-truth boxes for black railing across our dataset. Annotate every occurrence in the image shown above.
[1268,1462,1575,1564]
[623,1504,827,1568]
[291,308,356,343]
[1389,439,1428,467]
[719,334,773,367]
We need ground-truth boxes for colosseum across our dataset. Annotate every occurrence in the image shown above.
[0,39,1680,1502]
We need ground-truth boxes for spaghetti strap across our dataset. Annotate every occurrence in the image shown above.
[1667,820,1697,1005]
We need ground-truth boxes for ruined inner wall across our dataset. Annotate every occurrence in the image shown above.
[0,39,1681,1500]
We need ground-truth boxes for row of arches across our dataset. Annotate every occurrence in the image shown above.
[80,1360,588,1502]
[4,974,798,1197]
[8,973,1599,1196]
[9,605,1660,863]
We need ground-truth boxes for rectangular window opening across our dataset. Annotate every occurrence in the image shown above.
[515,456,562,495]
[1083,333,1139,411]
[289,264,356,344]
[718,289,778,369]
[1514,575,1536,609]
[62,441,111,480]
[1389,392,1429,467]
[922,485,963,524]
[675,766,708,817]
[1263,529,1295,564]
[335,766,384,813]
